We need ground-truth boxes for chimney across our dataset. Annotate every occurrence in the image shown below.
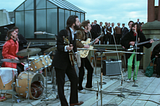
[158,0,160,21]
[148,0,155,22]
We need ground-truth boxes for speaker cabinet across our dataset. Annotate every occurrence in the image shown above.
[102,60,122,76]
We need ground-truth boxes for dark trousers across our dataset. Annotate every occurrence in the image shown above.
[55,65,78,106]
[104,34,111,44]
[17,63,24,75]
[156,58,160,75]
[78,57,93,90]
[115,34,122,44]
[110,34,115,44]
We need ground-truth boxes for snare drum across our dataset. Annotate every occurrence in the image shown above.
[44,55,52,66]
[30,56,44,72]
[16,71,44,99]
[0,67,17,90]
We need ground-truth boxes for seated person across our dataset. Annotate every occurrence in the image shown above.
[1,29,23,74]
[151,43,160,78]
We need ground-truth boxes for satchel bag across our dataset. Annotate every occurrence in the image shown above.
[145,58,156,77]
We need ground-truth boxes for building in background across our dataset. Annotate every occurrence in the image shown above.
[148,0,160,22]
[14,0,85,40]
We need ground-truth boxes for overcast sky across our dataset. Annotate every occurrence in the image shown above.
[0,0,159,28]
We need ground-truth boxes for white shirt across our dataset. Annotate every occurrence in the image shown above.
[64,27,76,52]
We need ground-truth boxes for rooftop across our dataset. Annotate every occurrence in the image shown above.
[0,68,160,106]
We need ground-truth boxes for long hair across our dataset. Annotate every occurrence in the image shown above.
[66,15,78,30]
[6,29,15,41]
[80,20,90,29]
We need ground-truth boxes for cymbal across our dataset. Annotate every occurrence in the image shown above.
[44,46,57,53]
[1,59,26,63]
[17,48,41,56]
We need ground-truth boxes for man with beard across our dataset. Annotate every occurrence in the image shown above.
[52,15,83,106]
[76,20,99,93]
[121,23,153,82]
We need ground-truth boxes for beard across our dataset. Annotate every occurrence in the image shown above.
[74,24,80,30]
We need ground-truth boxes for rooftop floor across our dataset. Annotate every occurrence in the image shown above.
[0,68,160,106]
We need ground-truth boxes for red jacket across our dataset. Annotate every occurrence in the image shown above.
[2,39,19,68]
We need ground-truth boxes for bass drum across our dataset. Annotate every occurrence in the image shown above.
[16,71,44,99]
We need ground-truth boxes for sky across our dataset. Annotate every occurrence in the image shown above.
[0,0,159,28]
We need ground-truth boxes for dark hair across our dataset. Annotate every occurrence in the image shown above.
[132,23,140,31]
[80,20,90,28]
[128,21,134,25]
[66,15,78,29]
[12,26,19,30]
[6,29,15,40]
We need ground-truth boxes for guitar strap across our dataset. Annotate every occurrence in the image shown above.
[67,29,72,44]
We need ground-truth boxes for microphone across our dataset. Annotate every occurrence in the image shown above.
[34,31,46,35]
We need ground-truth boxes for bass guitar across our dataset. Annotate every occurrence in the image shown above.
[127,38,159,51]
[63,36,81,71]
[79,33,104,58]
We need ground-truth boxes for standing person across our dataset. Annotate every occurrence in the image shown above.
[76,20,99,93]
[115,23,122,44]
[99,22,104,44]
[90,20,100,39]
[12,26,27,51]
[1,29,21,73]
[110,22,115,44]
[122,21,134,70]
[121,23,153,82]
[107,23,112,44]
[103,22,108,44]
[136,18,141,28]
[52,15,83,106]
[121,23,129,38]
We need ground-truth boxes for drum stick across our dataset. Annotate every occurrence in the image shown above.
[27,42,31,49]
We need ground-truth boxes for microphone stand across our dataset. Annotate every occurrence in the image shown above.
[132,29,138,87]
[111,30,125,98]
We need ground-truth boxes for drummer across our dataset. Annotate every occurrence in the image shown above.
[1,29,23,74]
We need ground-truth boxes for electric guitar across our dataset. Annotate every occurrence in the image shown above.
[79,33,104,58]
[127,38,160,51]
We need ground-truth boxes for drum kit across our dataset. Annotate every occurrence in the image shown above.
[0,46,55,104]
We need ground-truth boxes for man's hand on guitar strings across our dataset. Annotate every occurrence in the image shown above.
[84,44,90,48]
[94,38,99,44]
[66,44,73,51]
[129,41,135,46]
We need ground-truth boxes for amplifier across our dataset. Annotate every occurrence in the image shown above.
[102,60,122,76]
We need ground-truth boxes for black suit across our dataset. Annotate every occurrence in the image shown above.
[121,30,152,61]
[121,27,129,38]
[91,24,101,39]
[52,29,78,106]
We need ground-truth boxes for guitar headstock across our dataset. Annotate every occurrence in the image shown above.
[153,38,160,41]
[63,36,70,45]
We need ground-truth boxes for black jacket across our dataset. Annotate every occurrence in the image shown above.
[151,43,160,60]
[121,30,152,61]
[18,34,27,51]
[53,29,77,70]
[91,24,100,39]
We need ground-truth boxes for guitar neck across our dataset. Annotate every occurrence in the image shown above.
[89,34,103,45]
[136,40,150,46]
[136,39,159,46]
